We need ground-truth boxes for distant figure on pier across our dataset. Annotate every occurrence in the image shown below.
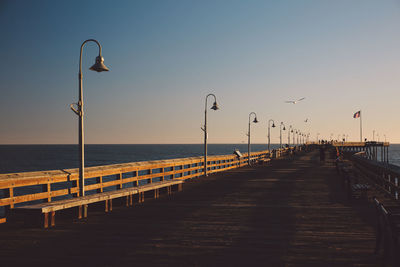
[319,145,325,163]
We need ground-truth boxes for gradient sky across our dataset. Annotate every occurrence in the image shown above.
[1,0,400,144]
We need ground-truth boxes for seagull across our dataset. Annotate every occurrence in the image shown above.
[285,97,305,104]
[304,118,308,123]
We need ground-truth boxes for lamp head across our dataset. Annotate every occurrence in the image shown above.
[211,101,219,110]
[283,126,286,131]
[253,117,258,123]
[272,123,276,128]
[90,56,109,72]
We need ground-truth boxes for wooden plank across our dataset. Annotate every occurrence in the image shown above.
[14,180,183,213]
[9,187,14,208]
[43,213,48,228]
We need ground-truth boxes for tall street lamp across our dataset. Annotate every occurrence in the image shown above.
[247,112,258,165]
[292,128,296,146]
[280,122,286,148]
[268,119,276,152]
[201,93,219,176]
[297,131,301,145]
[70,39,109,199]
[288,125,293,146]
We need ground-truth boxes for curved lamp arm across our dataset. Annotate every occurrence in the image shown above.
[205,93,217,110]
[268,119,275,127]
[80,39,102,73]
[249,112,257,123]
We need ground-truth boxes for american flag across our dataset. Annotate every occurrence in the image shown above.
[353,111,361,118]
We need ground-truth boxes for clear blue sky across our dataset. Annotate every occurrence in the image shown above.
[1,0,400,144]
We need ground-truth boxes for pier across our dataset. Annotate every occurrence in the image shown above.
[3,1,400,265]
[0,144,395,266]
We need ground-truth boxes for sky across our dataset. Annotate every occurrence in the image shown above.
[1,0,400,144]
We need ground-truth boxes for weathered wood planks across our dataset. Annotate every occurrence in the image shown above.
[11,180,183,228]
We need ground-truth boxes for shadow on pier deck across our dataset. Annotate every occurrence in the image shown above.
[0,150,378,266]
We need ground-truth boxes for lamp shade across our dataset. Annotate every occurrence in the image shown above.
[283,126,286,130]
[272,123,276,128]
[90,56,109,72]
[211,101,219,110]
[253,117,258,123]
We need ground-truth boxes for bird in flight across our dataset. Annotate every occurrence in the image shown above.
[285,97,305,104]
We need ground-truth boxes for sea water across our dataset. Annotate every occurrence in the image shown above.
[0,144,282,174]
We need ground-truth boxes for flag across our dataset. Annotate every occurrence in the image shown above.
[353,110,361,118]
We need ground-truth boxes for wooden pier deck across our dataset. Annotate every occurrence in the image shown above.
[0,150,379,266]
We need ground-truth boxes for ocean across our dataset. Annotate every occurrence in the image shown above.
[1,143,399,175]
[0,144,282,174]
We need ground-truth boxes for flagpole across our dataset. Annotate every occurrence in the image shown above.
[360,110,362,142]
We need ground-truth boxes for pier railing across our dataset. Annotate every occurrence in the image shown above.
[0,148,293,223]
[351,152,399,201]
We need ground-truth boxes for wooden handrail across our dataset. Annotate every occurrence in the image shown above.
[352,154,400,201]
[0,148,299,222]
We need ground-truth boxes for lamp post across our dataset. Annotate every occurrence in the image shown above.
[201,94,219,176]
[248,112,258,165]
[288,125,293,147]
[279,122,286,148]
[293,129,299,146]
[268,119,276,152]
[292,128,296,146]
[297,131,301,145]
[70,39,109,199]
